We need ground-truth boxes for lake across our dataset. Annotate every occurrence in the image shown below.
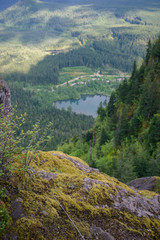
[54,95,109,117]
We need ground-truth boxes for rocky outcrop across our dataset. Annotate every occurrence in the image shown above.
[1,151,160,240]
[129,176,160,193]
[0,77,11,117]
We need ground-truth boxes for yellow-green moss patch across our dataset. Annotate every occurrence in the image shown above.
[31,151,83,175]
[15,217,46,240]
[138,189,159,199]
[88,184,113,205]
[50,151,89,166]
[19,190,59,218]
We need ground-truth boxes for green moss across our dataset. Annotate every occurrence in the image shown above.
[53,174,84,193]
[50,151,89,166]
[88,172,135,194]
[74,221,91,238]
[138,189,159,199]
[115,220,143,236]
[31,151,83,175]
[88,184,112,205]
[154,177,160,194]
[0,204,12,238]
[121,211,160,238]
[52,191,83,213]
[15,217,46,240]
[29,178,50,194]
[19,191,59,219]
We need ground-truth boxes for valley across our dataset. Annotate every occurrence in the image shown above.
[0,0,160,151]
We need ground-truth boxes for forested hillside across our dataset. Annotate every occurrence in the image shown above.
[6,38,141,86]
[59,36,160,183]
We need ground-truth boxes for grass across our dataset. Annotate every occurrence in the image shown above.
[59,66,94,83]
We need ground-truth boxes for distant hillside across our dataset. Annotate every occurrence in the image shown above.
[58,36,160,183]
[0,0,160,76]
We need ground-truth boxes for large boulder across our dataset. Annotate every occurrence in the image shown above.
[129,176,160,193]
[1,151,160,240]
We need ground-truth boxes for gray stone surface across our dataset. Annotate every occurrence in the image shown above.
[83,177,110,192]
[29,168,57,180]
[129,176,158,191]
[90,225,115,240]
[82,177,160,220]
[11,198,25,221]
[110,186,160,219]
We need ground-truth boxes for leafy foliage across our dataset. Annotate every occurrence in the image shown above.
[0,207,10,236]
[0,105,53,174]
[0,187,10,237]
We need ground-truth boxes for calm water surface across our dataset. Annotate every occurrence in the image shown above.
[54,95,109,117]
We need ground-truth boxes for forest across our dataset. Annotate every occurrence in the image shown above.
[10,84,94,150]
[58,36,160,183]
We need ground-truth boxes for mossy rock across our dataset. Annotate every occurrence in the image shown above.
[1,151,160,239]
[129,176,160,194]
